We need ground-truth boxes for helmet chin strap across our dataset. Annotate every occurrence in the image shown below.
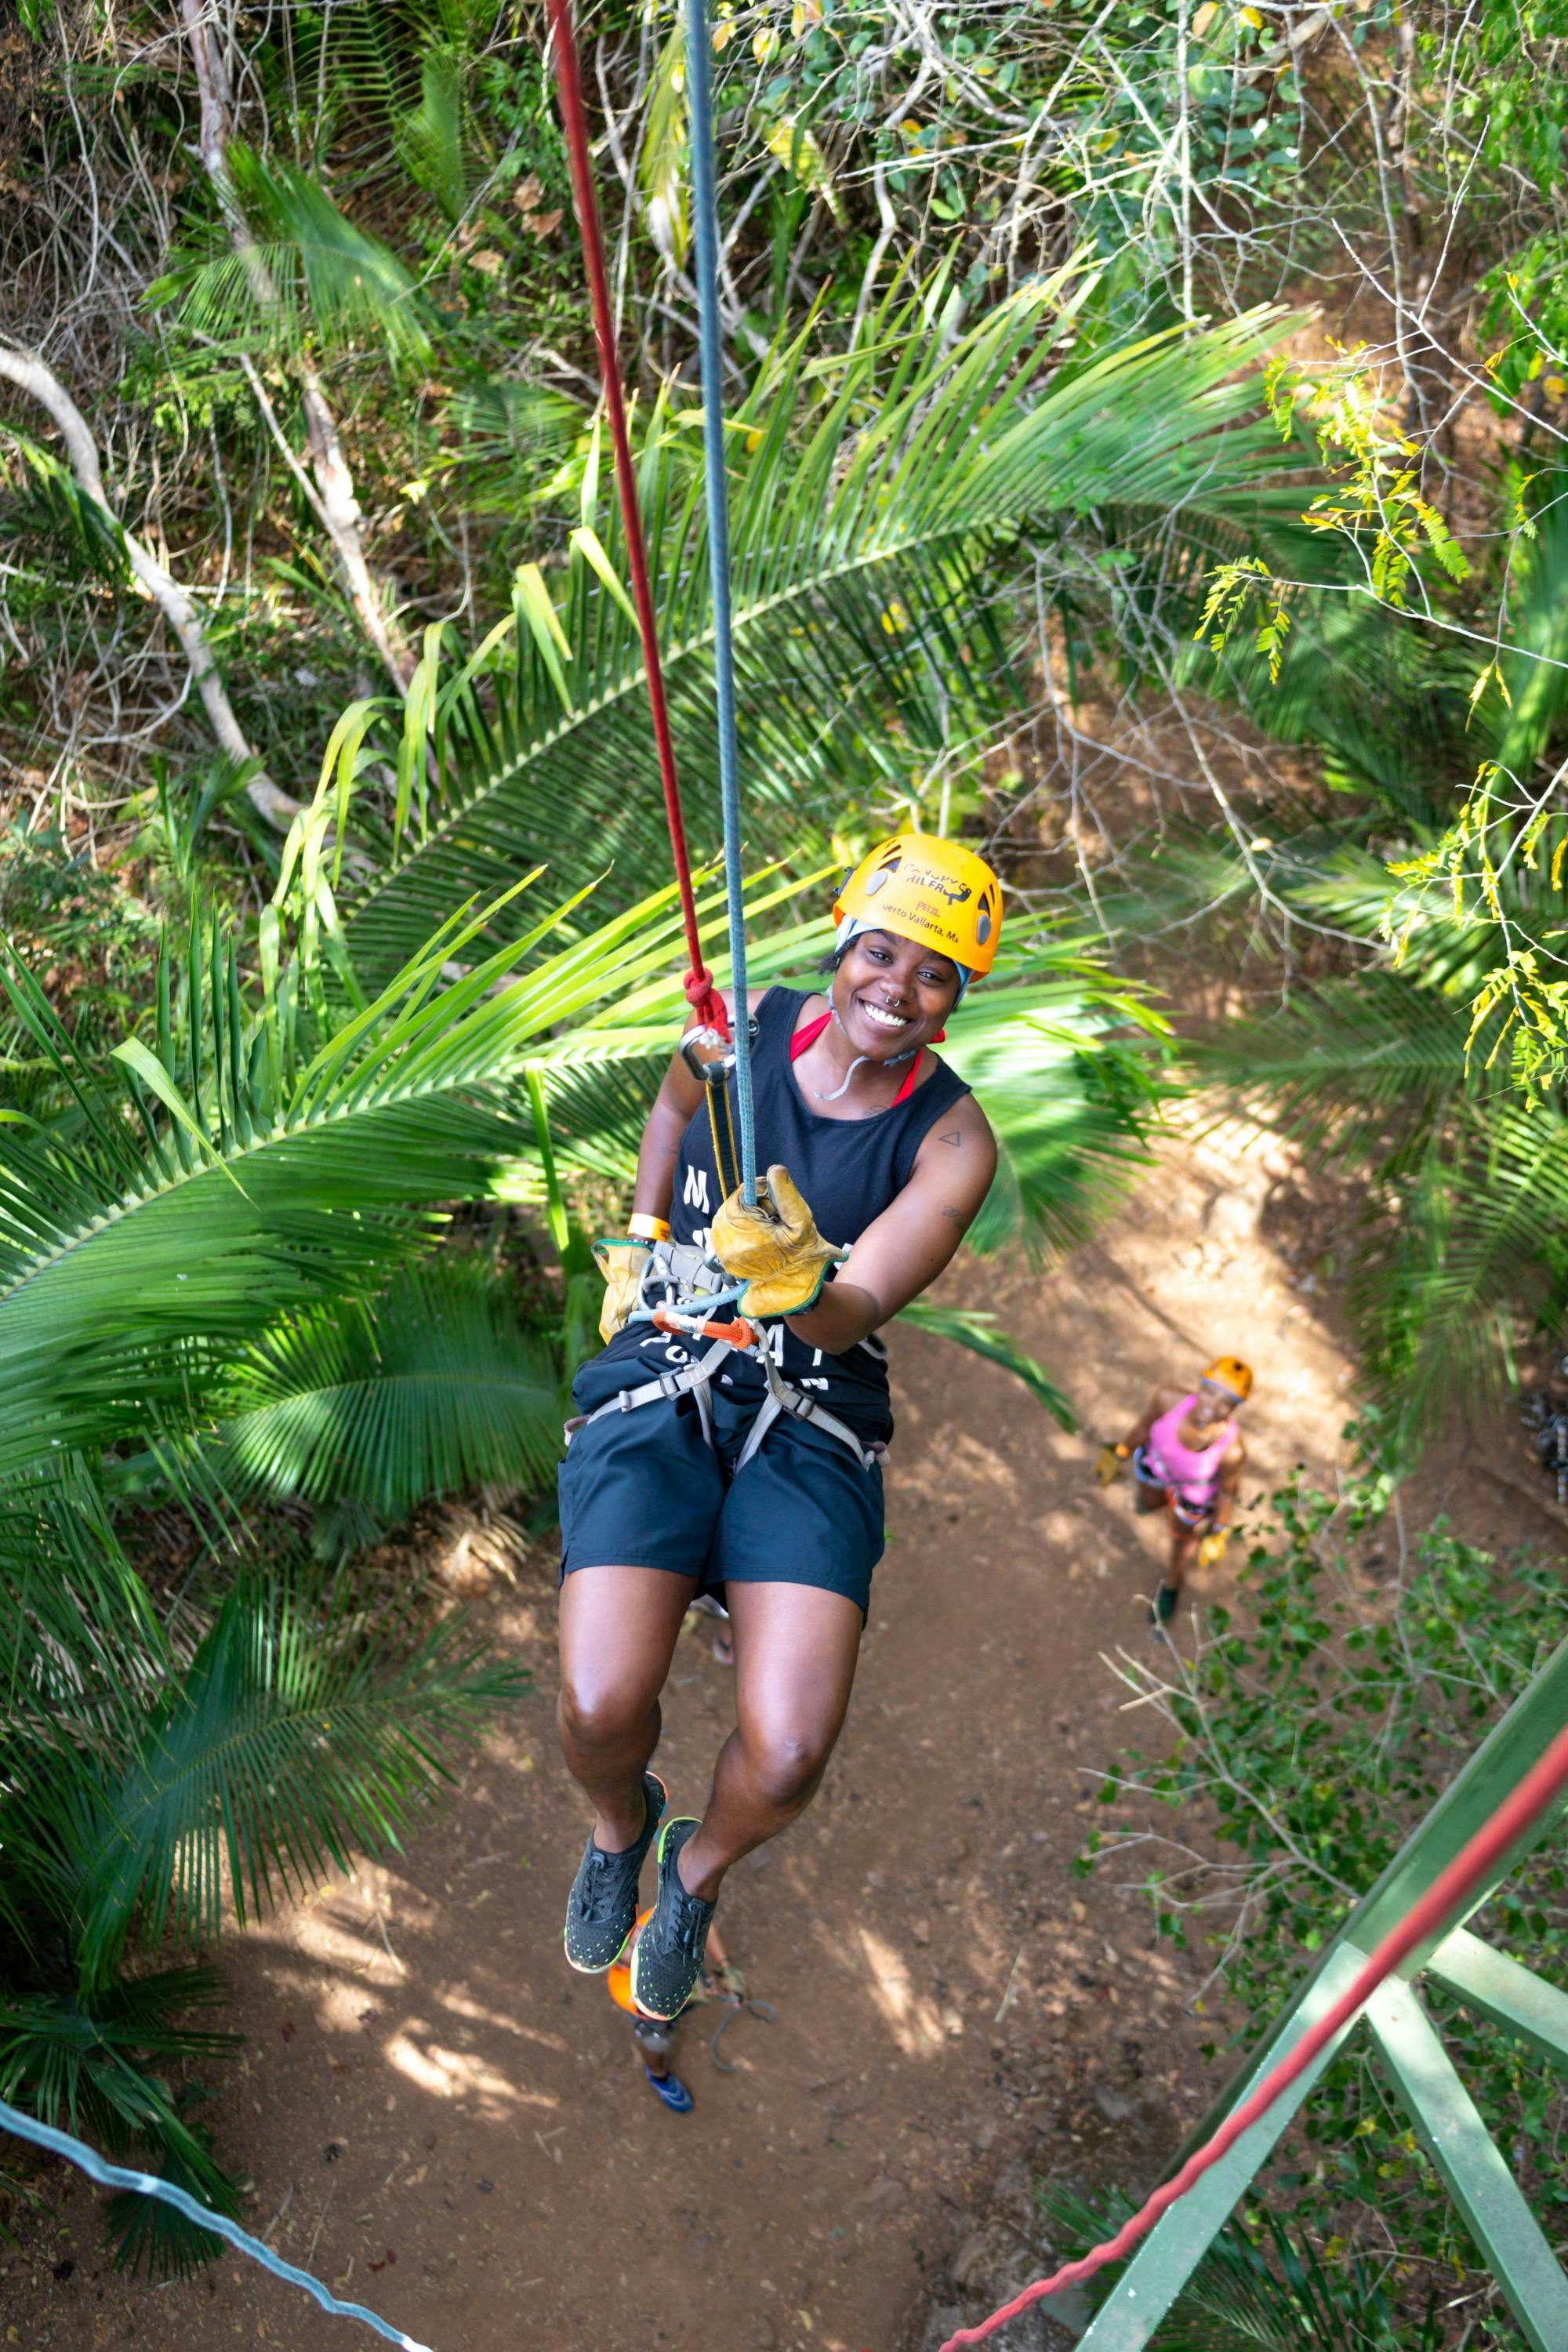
[811,1000,919,1102]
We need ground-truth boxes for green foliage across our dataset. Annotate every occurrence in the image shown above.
[209,1254,563,1525]
[894,1297,1074,1427]
[0,1561,524,2272]
[1080,1466,1568,2326]
[341,276,1301,985]
[1041,2183,1441,2350]
[150,144,434,366]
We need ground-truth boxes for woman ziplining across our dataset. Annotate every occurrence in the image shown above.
[555,837,1004,2020]
[540,0,1007,2020]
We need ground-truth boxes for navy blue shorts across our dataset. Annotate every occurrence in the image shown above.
[557,1363,886,1619]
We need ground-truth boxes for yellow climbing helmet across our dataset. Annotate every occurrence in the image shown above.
[834,833,1003,979]
[1202,1356,1253,1403]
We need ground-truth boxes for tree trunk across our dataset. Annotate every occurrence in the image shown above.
[180,0,415,691]
[0,344,298,831]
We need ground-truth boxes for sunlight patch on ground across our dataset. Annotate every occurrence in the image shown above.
[385,2023,559,2118]
[437,1984,570,2054]
[852,1923,949,2056]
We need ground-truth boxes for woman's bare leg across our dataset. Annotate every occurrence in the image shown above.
[557,1566,698,1851]
[676,1581,862,1903]
[1164,1519,1201,1593]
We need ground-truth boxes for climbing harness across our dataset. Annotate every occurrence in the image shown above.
[564,1236,885,1477]
[939,1708,1568,2349]
[0,2094,431,2352]
[546,0,759,1203]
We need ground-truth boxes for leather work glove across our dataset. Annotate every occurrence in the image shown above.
[593,1237,650,1345]
[1095,1443,1128,1488]
[710,1163,843,1320]
[1196,1528,1230,1571]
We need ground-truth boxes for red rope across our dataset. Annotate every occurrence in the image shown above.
[544,0,724,1035]
[941,1715,1568,2349]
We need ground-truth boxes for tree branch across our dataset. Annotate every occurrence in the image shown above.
[0,343,298,830]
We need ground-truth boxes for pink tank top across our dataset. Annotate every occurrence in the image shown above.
[1146,1395,1235,1507]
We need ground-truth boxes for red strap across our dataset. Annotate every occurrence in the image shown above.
[891,1053,924,1105]
[545,0,724,1036]
[789,1012,832,1061]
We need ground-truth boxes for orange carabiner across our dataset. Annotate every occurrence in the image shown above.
[652,1307,757,1352]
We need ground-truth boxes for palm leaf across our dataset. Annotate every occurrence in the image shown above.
[895,1298,1075,1427]
[39,1568,526,1987]
[341,281,1308,984]
[0,869,745,1475]
[0,1969,244,2281]
[148,144,432,365]
[1192,972,1468,1171]
[209,1256,561,1515]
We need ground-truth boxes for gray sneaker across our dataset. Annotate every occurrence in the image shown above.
[562,1773,666,1973]
[629,1817,716,2022]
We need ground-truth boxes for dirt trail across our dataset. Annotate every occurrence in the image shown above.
[9,1125,1512,2352]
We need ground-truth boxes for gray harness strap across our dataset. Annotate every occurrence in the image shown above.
[564,1329,883,1475]
[732,1346,884,1474]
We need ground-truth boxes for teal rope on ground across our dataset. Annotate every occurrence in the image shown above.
[0,2098,434,2352]
[684,0,757,1203]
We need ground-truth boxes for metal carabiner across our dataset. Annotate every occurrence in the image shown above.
[680,1015,758,1089]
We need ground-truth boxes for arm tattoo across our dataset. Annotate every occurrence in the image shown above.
[937,1127,964,1147]
[941,1204,966,1224]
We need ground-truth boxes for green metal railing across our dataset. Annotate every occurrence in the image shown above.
[1077,1634,1568,2351]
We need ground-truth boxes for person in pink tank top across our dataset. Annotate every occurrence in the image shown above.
[1096,1356,1251,1630]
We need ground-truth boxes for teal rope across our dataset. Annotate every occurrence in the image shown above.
[0,2097,433,2350]
[684,0,757,1203]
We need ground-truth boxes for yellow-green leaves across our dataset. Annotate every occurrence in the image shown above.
[1193,554,1291,682]
[1264,346,1471,608]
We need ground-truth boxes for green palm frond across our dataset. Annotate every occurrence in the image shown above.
[1192,972,1468,1169]
[0,1468,165,1773]
[894,1298,1075,1426]
[148,145,431,364]
[1350,1109,1568,1439]
[342,280,1306,983]
[211,1257,561,1516]
[0,869,732,1474]
[1196,971,1568,1439]
[0,1969,244,2280]
[400,45,469,220]
[31,1569,527,1987]
[945,953,1170,1261]
[1493,466,1568,781]
[1192,585,1468,828]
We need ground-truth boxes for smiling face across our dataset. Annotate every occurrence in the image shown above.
[831,928,962,1060]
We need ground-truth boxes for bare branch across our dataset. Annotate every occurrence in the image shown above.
[0,342,297,829]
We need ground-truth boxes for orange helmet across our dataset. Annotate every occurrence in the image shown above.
[1202,1356,1253,1403]
[607,1909,655,2016]
[834,833,1002,982]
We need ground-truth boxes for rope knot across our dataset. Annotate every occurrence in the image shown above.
[684,967,728,1036]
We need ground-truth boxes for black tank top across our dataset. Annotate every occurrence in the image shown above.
[589,985,971,1436]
